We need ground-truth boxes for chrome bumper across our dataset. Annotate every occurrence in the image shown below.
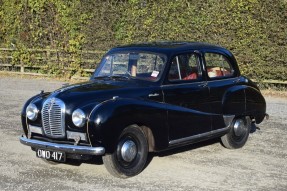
[19,135,105,155]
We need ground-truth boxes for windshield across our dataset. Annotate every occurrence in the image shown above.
[94,52,167,81]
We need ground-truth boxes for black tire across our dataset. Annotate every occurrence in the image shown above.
[102,125,148,178]
[221,116,251,149]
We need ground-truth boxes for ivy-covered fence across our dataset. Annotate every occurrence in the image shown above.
[0,48,104,78]
[0,0,286,82]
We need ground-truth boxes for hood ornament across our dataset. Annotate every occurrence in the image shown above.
[48,98,56,111]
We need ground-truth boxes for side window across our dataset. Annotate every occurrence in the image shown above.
[137,53,164,74]
[168,53,201,81]
[205,53,234,78]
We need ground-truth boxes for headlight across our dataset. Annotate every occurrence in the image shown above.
[72,109,86,127]
[26,103,39,121]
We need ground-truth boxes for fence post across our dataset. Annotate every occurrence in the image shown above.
[46,48,51,66]
[20,60,24,73]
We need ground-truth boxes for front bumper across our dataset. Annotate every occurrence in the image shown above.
[19,135,105,155]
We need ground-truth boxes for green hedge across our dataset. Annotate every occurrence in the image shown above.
[0,0,286,81]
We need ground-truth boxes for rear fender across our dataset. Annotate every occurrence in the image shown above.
[245,87,266,123]
[222,85,266,124]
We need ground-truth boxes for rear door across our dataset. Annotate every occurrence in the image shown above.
[203,52,239,130]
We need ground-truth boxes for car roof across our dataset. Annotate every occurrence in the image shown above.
[108,41,231,56]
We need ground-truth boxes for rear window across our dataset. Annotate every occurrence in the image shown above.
[205,53,234,79]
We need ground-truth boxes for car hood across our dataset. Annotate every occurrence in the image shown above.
[46,79,155,110]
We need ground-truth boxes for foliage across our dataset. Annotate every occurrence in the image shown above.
[0,0,286,81]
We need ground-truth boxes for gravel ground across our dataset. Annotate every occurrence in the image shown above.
[0,76,286,191]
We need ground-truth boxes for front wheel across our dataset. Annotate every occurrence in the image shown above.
[102,125,148,178]
[221,116,251,149]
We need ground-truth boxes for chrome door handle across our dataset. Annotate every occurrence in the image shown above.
[198,82,207,87]
[148,93,160,97]
[233,78,240,83]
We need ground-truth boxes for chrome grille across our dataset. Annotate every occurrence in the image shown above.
[42,98,66,138]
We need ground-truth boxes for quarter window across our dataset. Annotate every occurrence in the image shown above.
[205,53,234,78]
[168,54,201,81]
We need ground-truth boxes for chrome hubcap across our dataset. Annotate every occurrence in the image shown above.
[121,140,137,162]
[233,119,247,137]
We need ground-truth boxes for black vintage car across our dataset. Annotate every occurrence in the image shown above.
[20,42,266,178]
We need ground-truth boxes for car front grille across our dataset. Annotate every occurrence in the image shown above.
[42,98,66,138]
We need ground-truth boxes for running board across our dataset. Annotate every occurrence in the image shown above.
[169,127,230,147]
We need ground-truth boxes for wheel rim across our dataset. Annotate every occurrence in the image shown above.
[116,135,141,168]
[120,140,137,162]
[233,119,247,137]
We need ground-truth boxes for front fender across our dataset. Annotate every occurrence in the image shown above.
[222,85,266,123]
[21,92,50,136]
[88,98,168,153]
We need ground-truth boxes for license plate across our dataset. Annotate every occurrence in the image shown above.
[36,149,66,162]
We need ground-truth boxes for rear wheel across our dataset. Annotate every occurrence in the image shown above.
[221,116,251,149]
[102,125,148,178]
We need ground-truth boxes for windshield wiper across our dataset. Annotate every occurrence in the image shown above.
[93,76,110,79]
[94,75,130,80]
[109,75,130,80]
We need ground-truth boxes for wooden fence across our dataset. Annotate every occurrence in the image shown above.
[0,47,106,79]
[0,47,286,85]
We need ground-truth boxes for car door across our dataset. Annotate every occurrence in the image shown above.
[203,52,240,130]
[162,52,212,142]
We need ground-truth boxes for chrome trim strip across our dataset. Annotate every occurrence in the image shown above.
[169,127,230,146]
[86,99,114,146]
[19,135,105,155]
[161,81,204,87]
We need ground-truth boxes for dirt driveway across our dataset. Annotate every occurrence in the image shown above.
[0,76,286,191]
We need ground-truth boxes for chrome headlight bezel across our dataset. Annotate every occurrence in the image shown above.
[26,103,39,121]
[72,108,86,128]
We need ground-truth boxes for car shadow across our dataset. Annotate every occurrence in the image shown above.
[65,156,103,166]
[64,124,260,167]
[146,123,261,166]
[141,138,221,171]
[64,139,219,167]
